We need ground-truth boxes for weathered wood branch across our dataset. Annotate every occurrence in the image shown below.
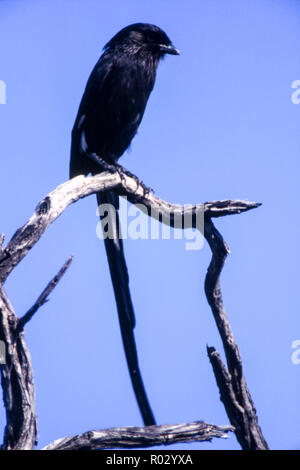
[0,286,37,450]
[0,169,265,450]
[17,256,73,332]
[0,234,5,253]
[204,218,268,450]
[0,170,260,285]
[0,257,74,450]
[42,421,234,450]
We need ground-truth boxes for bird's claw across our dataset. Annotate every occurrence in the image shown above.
[115,164,154,196]
[139,181,154,197]
[88,153,154,196]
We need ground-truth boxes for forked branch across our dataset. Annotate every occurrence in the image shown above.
[204,218,268,449]
[0,168,265,450]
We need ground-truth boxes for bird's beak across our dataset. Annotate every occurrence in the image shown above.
[159,44,180,55]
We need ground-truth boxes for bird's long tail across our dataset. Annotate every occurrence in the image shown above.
[96,190,156,426]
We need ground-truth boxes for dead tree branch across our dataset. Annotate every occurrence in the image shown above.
[0,169,266,450]
[204,218,268,450]
[0,170,259,285]
[42,421,234,450]
[0,257,73,450]
[0,286,37,450]
[17,256,73,332]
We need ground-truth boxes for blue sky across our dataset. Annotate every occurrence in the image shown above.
[0,0,300,450]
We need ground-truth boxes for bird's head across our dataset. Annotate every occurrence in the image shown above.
[104,23,180,58]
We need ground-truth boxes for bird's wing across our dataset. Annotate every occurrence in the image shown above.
[69,56,113,178]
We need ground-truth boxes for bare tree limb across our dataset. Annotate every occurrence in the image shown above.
[204,217,268,450]
[203,199,261,218]
[0,234,4,260]
[0,257,73,449]
[0,287,37,450]
[42,421,234,450]
[17,256,73,332]
[0,170,260,285]
[0,169,265,450]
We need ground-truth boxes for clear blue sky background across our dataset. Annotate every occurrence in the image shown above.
[0,0,299,450]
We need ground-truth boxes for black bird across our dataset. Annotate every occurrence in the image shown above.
[70,23,179,425]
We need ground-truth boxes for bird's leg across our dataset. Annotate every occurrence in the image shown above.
[88,152,131,194]
[88,152,118,174]
[82,129,153,195]
[88,151,153,197]
[80,129,120,175]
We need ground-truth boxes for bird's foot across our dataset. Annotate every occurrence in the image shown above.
[88,154,131,190]
[139,181,154,197]
[88,153,154,197]
[114,163,154,197]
